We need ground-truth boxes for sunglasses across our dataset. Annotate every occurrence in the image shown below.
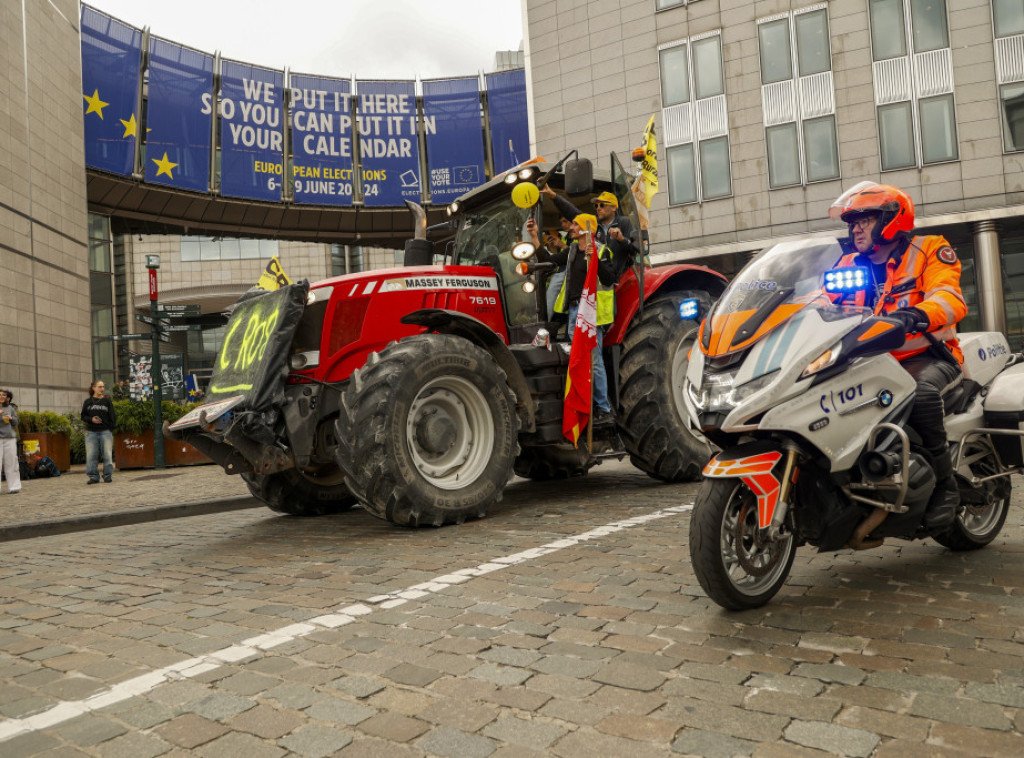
[594,202,612,208]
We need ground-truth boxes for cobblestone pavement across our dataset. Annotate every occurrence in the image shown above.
[0,459,1022,757]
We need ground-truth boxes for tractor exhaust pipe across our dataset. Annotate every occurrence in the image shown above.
[403,200,434,266]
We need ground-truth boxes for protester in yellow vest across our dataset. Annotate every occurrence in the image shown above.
[527,215,618,424]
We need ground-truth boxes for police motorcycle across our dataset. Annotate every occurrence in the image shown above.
[682,237,1024,610]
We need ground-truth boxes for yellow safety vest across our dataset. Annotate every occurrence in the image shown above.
[553,243,616,326]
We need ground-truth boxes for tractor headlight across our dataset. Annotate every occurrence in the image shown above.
[511,241,536,260]
[522,280,536,294]
[504,173,518,185]
[518,168,535,180]
[447,201,459,216]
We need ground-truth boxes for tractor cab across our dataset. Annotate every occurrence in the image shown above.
[441,152,644,331]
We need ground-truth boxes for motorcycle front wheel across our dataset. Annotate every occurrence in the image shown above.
[690,478,796,610]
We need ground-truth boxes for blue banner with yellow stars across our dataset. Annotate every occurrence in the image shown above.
[423,77,486,204]
[290,74,354,206]
[220,61,284,202]
[144,39,214,192]
[356,80,422,207]
[81,7,143,176]
[485,69,530,174]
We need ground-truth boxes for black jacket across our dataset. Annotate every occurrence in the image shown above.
[550,194,638,283]
[81,396,117,432]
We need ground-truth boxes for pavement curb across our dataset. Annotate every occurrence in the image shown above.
[0,496,262,542]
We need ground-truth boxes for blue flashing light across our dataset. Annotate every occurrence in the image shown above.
[824,266,869,293]
[679,298,700,320]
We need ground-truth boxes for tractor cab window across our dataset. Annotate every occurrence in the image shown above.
[453,196,539,326]
[453,197,532,267]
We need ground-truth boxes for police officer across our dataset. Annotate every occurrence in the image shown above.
[830,182,967,529]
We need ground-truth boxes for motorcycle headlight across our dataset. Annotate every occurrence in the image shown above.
[686,370,778,413]
[800,343,841,378]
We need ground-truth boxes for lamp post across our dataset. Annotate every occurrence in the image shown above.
[146,254,165,469]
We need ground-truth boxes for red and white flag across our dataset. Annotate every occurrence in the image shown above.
[563,233,600,446]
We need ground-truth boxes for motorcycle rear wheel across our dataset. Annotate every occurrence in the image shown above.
[932,440,1010,551]
[690,478,796,610]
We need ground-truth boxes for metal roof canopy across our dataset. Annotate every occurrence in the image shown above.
[88,170,450,249]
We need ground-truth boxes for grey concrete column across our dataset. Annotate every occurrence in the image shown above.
[973,220,1007,334]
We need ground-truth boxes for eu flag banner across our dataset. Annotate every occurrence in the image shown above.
[356,80,422,207]
[220,61,284,201]
[291,74,354,206]
[485,69,529,174]
[81,7,143,176]
[423,78,486,204]
[144,38,213,192]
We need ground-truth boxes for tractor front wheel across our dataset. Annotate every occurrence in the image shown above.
[336,334,518,526]
[242,467,357,516]
[619,295,712,481]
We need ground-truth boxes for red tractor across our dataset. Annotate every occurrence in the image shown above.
[167,152,727,526]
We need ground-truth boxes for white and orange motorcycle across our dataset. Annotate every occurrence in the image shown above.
[684,237,1024,610]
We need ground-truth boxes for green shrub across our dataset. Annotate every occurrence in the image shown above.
[113,399,152,436]
[16,410,39,435]
[112,399,197,435]
[67,413,86,464]
[37,411,73,435]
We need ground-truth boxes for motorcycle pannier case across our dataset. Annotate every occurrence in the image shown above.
[983,363,1024,468]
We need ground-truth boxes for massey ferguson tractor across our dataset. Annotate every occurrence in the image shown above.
[166,152,727,526]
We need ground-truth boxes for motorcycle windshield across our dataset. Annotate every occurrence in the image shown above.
[703,237,849,357]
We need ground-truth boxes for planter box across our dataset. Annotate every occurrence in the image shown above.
[20,432,71,472]
[114,430,212,469]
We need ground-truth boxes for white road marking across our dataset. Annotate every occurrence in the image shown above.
[0,503,693,742]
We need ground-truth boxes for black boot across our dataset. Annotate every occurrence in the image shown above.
[923,447,959,529]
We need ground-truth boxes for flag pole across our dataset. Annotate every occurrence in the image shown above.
[586,229,594,455]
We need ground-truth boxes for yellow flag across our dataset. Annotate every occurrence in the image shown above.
[630,115,659,231]
[638,114,658,207]
[256,256,291,291]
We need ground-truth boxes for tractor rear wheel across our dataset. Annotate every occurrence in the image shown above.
[336,334,518,526]
[619,295,712,481]
[242,467,357,516]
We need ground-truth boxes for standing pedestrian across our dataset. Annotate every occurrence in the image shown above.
[81,380,116,484]
[0,389,21,494]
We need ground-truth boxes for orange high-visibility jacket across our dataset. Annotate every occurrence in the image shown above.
[838,235,967,364]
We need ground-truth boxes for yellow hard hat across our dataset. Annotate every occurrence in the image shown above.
[593,191,618,208]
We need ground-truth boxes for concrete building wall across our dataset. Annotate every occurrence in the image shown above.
[525,0,1024,261]
[0,0,91,413]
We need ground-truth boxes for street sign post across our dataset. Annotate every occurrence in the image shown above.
[161,324,202,332]
[135,313,157,326]
[109,333,148,341]
[153,304,200,314]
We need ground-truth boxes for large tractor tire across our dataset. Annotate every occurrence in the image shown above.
[242,467,357,517]
[514,444,593,481]
[619,295,712,481]
[336,334,518,526]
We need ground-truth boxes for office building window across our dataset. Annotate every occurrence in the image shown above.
[658,32,732,205]
[180,236,279,261]
[994,0,1024,37]
[994,1,1024,151]
[87,213,116,385]
[758,6,839,188]
[656,0,701,10]
[869,0,958,169]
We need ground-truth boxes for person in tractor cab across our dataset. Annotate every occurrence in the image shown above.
[539,184,637,282]
[829,181,967,529]
[526,214,618,425]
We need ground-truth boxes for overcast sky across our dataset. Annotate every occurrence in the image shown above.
[85,0,524,80]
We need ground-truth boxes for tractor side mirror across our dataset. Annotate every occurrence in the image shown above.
[564,158,593,195]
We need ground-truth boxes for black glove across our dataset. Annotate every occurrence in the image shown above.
[888,307,929,334]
